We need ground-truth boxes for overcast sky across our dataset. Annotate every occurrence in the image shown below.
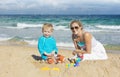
[0,0,120,15]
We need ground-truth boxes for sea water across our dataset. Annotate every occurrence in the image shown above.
[0,15,120,47]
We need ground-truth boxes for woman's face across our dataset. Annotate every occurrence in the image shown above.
[70,23,81,34]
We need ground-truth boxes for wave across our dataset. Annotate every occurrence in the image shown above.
[0,34,11,41]
[4,23,43,29]
[96,25,120,29]
[17,23,42,28]
[54,25,69,30]
[0,37,11,41]
[1,23,120,32]
[3,23,69,30]
[0,35,74,47]
[25,40,74,47]
[0,37,74,47]
[57,42,74,47]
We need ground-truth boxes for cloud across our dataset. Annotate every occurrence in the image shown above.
[0,0,120,9]
[0,0,120,14]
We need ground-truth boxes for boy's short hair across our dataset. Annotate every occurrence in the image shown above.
[42,23,54,32]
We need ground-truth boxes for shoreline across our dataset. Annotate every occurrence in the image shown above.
[0,40,120,54]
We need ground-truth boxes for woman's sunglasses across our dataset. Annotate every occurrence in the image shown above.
[70,26,79,30]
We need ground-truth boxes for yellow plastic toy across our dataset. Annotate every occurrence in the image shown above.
[40,67,50,71]
[52,67,60,71]
[40,67,60,71]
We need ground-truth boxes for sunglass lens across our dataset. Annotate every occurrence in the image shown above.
[75,27,79,29]
[70,27,79,30]
[71,27,74,30]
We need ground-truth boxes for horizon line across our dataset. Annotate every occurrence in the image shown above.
[0,14,120,15]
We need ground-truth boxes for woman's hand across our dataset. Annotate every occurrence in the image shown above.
[72,49,81,55]
[74,38,79,42]
[73,49,83,54]
[72,50,77,55]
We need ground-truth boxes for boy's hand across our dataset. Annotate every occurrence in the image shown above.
[51,50,56,56]
[47,54,54,57]
[46,54,52,57]
[44,51,56,57]
[44,52,52,57]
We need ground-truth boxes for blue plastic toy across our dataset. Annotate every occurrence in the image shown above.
[74,57,81,67]
[66,57,82,68]
[76,57,81,62]
[74,62,79,67]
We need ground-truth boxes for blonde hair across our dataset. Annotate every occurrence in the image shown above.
[70,20,83,30]
[42,23,54,32]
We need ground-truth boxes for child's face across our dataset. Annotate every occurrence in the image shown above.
[43,28,52,37]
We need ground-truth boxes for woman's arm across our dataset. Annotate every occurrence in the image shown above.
[75,32,92,54]
[72,34,79,49]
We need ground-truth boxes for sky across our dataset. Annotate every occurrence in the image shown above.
[0,0,120,15]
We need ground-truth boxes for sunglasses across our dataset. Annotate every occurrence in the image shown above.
[70,26,79,30]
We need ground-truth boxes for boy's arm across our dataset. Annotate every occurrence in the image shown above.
[38,37,45,55]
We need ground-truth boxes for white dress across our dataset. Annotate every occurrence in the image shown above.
[80,36,108,60]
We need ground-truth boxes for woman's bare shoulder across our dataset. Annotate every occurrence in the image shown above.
[84,31,92,38]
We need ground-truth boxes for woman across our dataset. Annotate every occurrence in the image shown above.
[69,20,108,60]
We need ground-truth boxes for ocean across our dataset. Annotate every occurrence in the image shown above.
[0,15,120,47]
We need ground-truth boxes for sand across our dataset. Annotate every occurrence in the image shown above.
[0,45,120,77]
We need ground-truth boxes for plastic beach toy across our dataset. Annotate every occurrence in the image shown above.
[40,67,50,71]
[52,67,60,71]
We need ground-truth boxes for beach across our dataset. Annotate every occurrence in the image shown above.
[0,41,120,77]
[0,15,120,77]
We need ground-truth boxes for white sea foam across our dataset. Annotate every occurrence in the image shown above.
[2,23,42,29]
[17,23,43,29]
[2,22,120,32]
[96,25,120,29]
[57,42,74,47]
[85,29,105,32]
[0,34,11,41]
[24,40,74,47]
[25,40,38,45]
[53,25,69,30]
[3,23,69,31]
[0,37,11,41]
[17,23,69,30]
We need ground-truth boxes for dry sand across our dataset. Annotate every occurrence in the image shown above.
[0,45,120,77]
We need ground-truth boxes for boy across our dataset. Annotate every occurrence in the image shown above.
[38,23,58,64]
